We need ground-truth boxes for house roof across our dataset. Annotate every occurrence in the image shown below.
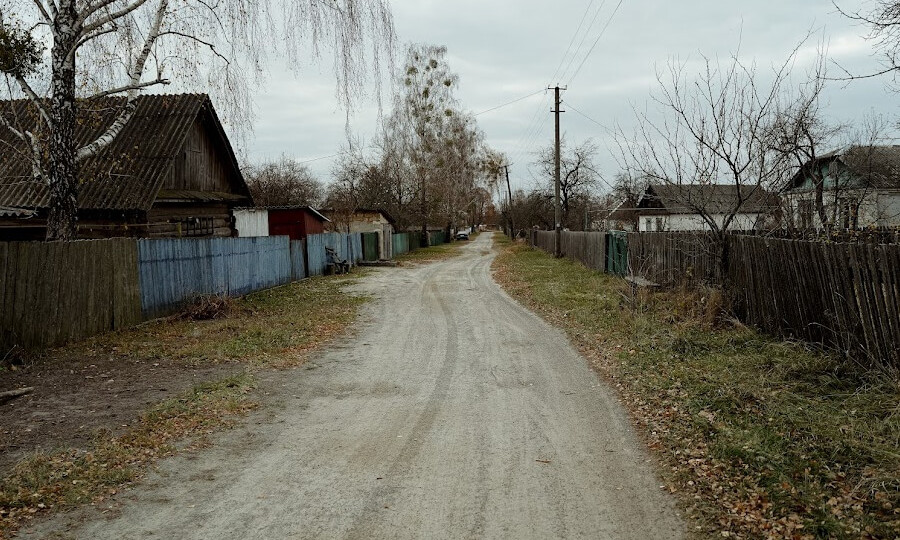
[785,145,900,191]
[320,207,396,225]
[0,94,250,213]
[256,206,331,223]
[637,184,777,215]
[0,205,35,218]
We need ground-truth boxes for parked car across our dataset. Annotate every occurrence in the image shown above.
[455,232,469,241]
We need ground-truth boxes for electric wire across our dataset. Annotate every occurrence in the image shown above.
[558,0,608,83]
[548,0,597,85]
[474,89,545,117]
[567,0,625,85]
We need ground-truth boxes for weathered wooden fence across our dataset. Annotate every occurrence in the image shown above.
[532,231,556,254]
[528,229,900,370]
[137,237,293,319]
[1,239,142,349]
[728,235,900,370]
[626,232,722,286]
[561,231,607,271]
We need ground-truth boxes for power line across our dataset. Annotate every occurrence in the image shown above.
[474,89,545,116]
[548,0,597,85]
[559,0,608,83]
[294,152,342,165]
[568,0,625,85]
[566,102,606,129]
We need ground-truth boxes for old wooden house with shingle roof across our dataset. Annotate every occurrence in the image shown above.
[0,94,252,240]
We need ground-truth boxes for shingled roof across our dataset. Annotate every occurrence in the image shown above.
[0,94,249,213]
[638,184,777,215]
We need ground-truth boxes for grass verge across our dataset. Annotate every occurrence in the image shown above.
[64,274,369,370]
[1,273,368,537]
[492,236,899,539]
[0,374,256,536]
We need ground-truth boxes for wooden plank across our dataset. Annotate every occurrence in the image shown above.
[11,243,32,348]
[0,242,9,348]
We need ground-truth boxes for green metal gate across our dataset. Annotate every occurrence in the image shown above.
[362,232,379,261]
[606,231,628,276]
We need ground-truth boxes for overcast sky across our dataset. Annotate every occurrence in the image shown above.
[244,0,897,195]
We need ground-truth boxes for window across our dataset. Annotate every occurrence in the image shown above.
[655,217,664,232]
[797,200,814,229]
[838,198,859,230]
[176,217,215,237]
[645,217,652,231]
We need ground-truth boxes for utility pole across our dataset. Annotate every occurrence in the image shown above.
[503,164,514,238]
[551,85,566,258]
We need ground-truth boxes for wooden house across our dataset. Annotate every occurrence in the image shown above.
[0,94,252,240]
[783,146,900,229]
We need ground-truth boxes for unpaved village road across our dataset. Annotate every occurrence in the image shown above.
[28,234,684,540]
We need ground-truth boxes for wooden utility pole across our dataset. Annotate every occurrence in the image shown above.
[551,86,565,257]
[503,164,514,238]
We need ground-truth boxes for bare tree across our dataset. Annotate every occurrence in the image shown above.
[245,157,324,208]
[0,1,395,240]
[834,1,900,83]
[535,137,601,229]
[617,45,826,271]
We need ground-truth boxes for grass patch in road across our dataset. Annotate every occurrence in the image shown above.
[492,238,899,539]
[0,374,256,536]
[395,240,467,264]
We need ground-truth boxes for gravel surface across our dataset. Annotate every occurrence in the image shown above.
[25,234,684,539]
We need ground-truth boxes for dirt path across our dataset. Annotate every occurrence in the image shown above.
[25,234,685,539]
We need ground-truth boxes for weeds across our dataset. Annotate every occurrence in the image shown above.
[493,239,899,539]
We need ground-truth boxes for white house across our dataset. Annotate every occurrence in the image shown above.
[634,184,778,232]
[782,146,900,229]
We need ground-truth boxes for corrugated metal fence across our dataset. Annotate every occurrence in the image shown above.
[138,237,293,319]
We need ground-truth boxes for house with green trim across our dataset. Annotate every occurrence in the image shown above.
[783,146,900,229]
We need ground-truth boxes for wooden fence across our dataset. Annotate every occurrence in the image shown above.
[1,239,142,349]
[561,231,607,271]
[527,229,899,370]
[728,235,900,370]
[626,232,722,286]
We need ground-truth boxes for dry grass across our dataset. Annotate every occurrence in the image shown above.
[492,235,899,539]
[0,274,369,537]
[0,374,256,536]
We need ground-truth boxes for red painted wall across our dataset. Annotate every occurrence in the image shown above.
[268,209,326,240]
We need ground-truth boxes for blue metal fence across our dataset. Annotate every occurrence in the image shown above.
[290,240,307,281]
[305,233,363,276]
[138,236,292,318]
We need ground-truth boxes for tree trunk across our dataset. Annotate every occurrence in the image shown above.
[46,1,79,242]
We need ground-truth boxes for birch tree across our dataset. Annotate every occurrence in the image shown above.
[0,0,395,240]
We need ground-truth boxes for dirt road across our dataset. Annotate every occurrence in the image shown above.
[28,234,684,539]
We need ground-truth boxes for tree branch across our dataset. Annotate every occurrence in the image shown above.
[86,77,170,100]
[77,0,167,162]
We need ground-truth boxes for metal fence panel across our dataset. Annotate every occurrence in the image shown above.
[138,236,292,318]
